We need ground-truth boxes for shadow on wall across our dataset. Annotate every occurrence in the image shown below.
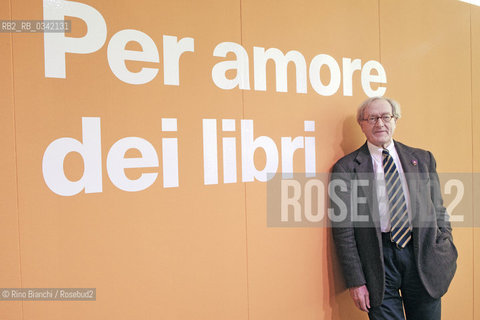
[340,115,365,156]
[323,114,369,320]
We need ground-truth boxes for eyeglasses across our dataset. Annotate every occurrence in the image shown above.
[362,114,395,125]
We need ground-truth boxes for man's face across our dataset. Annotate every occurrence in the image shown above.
[359,99,397,148]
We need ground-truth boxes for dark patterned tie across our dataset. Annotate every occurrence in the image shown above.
[382,149,411,248]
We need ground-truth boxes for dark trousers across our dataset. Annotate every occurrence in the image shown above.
[368,233,441,320]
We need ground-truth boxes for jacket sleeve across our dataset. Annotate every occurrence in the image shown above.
[330,161,366,288]
[427,151,453,238]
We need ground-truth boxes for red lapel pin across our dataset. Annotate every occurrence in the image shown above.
[411,159,417,166]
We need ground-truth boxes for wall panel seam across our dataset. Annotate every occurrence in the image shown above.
[469,5,475,320]
[8,0,24,319]
[239,0,250,319]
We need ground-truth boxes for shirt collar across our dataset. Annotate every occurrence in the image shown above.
[367,140,395,162]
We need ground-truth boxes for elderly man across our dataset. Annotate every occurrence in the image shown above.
[330,97,457,319]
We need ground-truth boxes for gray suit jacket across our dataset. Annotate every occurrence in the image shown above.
[330,141,458,307]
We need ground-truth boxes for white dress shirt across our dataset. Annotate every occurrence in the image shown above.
[367,141,412,232]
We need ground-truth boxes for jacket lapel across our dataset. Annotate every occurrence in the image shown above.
[394,140,420,222]
[353,143,381,228]
[353,142,383,249]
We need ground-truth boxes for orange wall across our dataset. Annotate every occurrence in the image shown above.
[0,0,478,319]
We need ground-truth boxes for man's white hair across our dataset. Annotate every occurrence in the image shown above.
[356,97,401,124]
